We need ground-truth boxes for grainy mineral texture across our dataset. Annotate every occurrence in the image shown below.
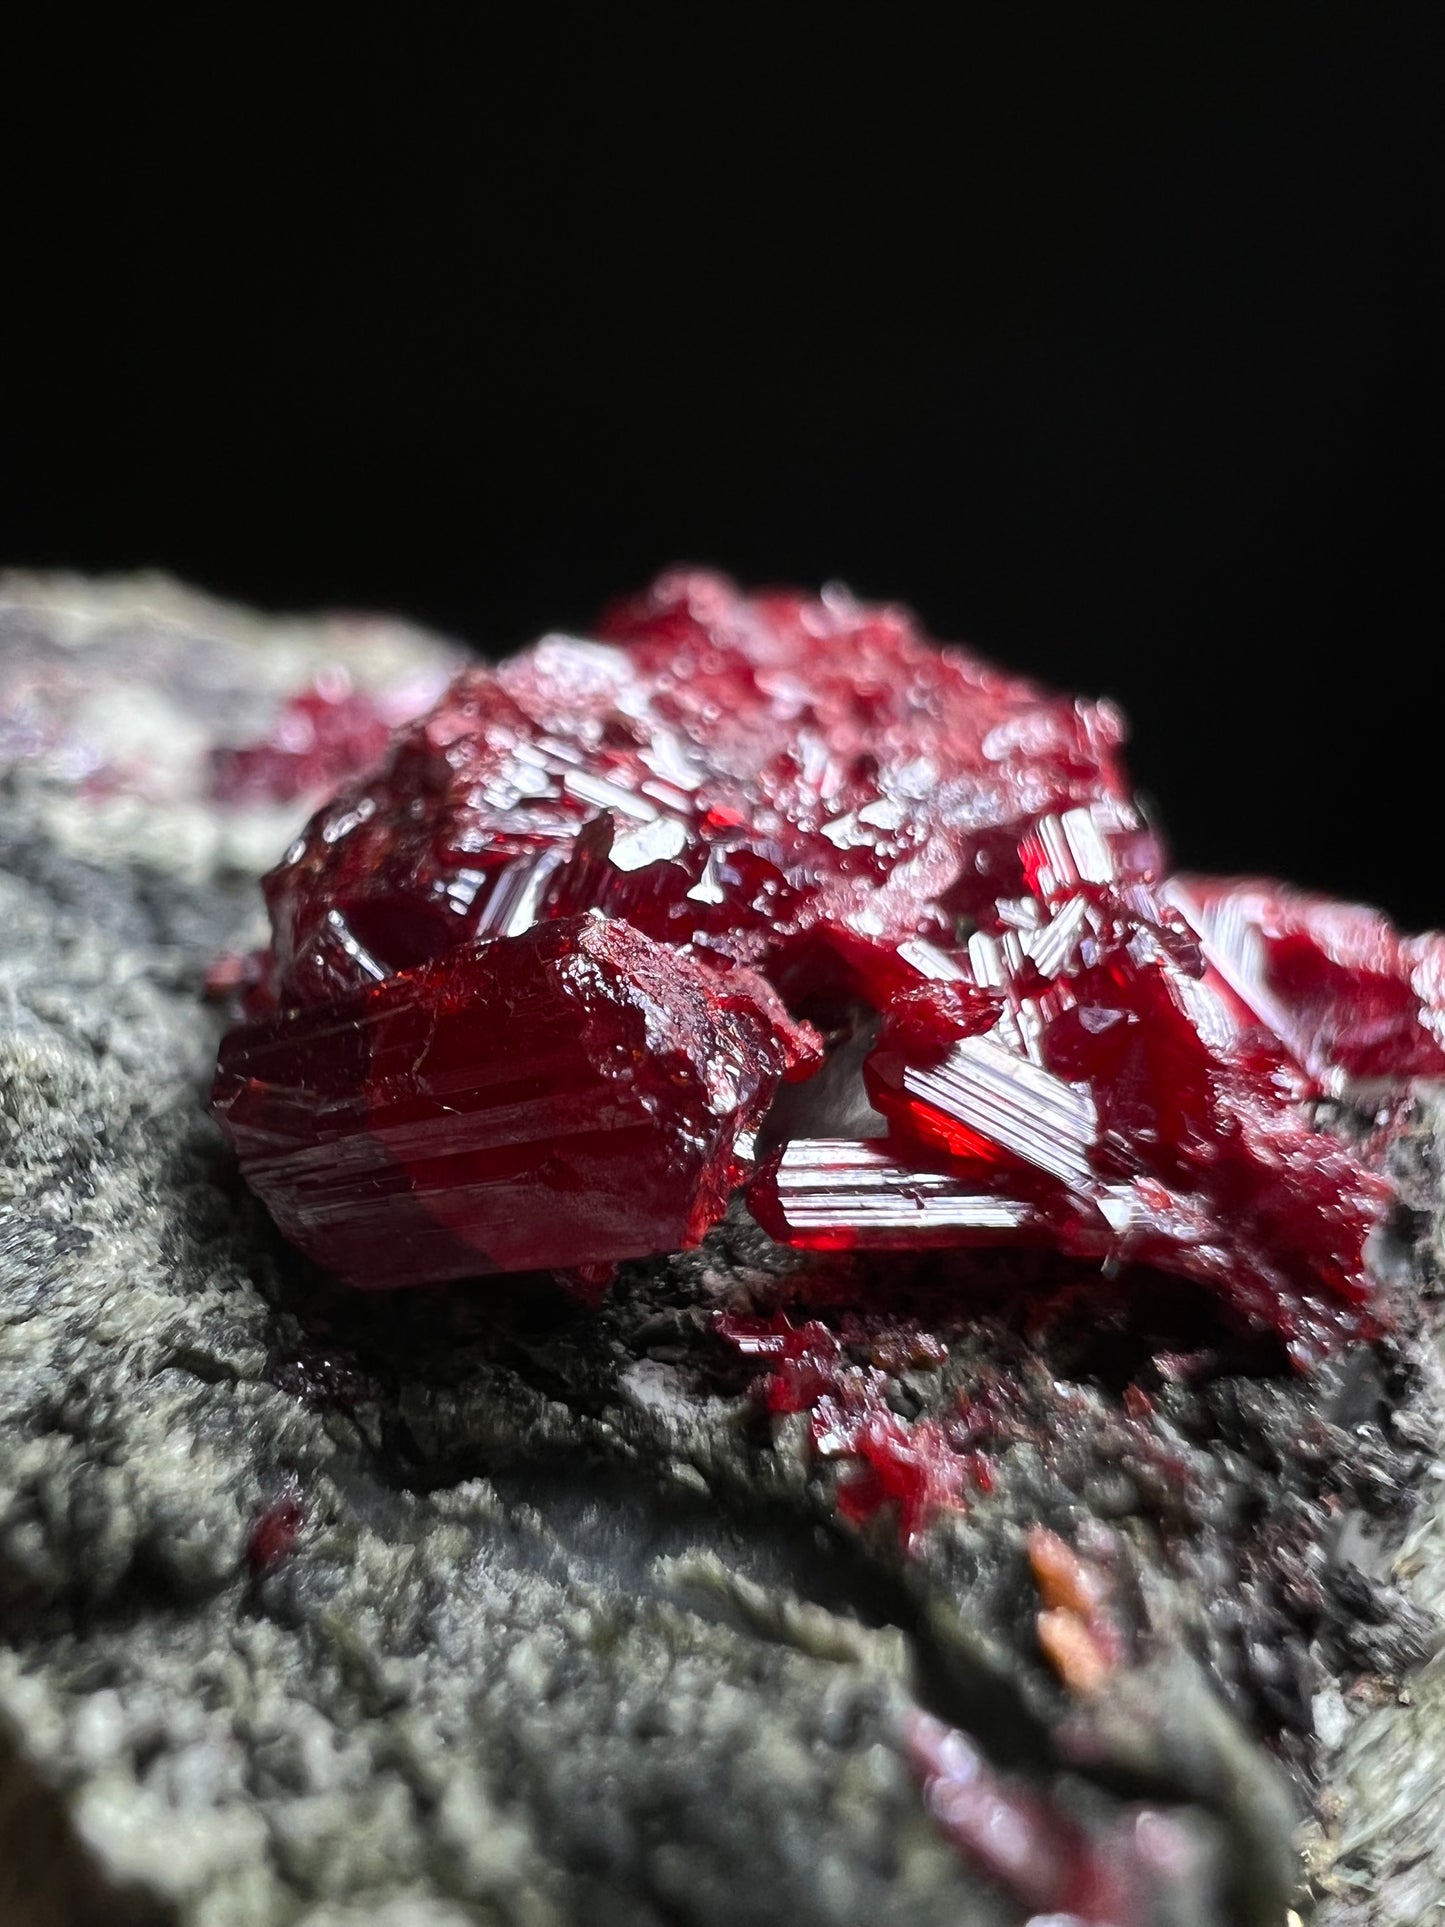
[1,575,1442,1927]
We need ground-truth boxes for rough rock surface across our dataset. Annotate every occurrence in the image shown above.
[1,575,1442,1927]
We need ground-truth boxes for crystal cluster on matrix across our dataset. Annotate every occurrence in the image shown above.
[212,570,1443,1362]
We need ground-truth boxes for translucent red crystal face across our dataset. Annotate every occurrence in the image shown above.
[214,915,817,1287]
[212,569,1441,1361]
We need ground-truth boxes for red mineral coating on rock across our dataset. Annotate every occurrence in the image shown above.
[211,667,450,807]
[213,569,1442,1335]
[714,1309,983,1550]
[211,675,396,805]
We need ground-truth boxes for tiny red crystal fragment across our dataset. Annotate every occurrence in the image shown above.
[213,568,1438,1345]
[245,1484,306,1572]
[715,1308,976,1549]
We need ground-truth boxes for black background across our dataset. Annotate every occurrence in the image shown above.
[6,7,1438,924]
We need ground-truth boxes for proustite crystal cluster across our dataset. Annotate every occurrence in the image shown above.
[213,570,1442,1362]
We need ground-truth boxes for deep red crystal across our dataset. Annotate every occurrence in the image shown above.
[1169,874,1445,1083]
[254,572,1148,1009]
[214,913,817,1284]
[213,568,1440,1342]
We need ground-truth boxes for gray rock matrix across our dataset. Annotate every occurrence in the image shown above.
[1,576,1442,1926]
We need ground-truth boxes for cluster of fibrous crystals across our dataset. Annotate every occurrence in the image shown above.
[214,570,1441,1358]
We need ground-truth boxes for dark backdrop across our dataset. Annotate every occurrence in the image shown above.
[6,6,1438,924]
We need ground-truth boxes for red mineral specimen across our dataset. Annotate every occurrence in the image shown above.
[254,572,1148,1009]
[244,1483,306,1573]
[214,568,1438,1341]
[213,913,817,1284]
[845,870,1394,1364]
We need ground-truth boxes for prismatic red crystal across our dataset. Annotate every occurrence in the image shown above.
[213,568,1443,1353]
[1168,875,1445,1084]
[252,574,1148,1009]
[214,914,816,1284]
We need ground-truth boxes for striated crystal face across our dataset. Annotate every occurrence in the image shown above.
[1168,875,1445,1085]
[253,572,1149,1009]
[214,914,817,1286]
[213,569,1440,1351]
